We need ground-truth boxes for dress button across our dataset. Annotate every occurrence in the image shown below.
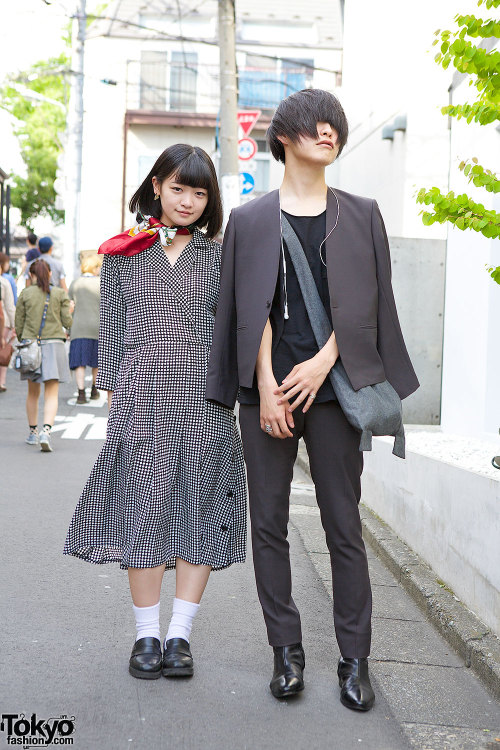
[221,525,228,532]
[226,490,234,497]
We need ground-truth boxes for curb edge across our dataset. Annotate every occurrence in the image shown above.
[296,447,500,701]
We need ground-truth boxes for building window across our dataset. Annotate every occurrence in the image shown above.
[281,58,314,97]
[140,51,168,110]
[239,56,314,110]
[170,52,198,112]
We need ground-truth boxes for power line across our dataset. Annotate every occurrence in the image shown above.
[81,13,342,74]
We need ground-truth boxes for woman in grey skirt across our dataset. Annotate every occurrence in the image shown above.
[64,144,247,681]
[15,258,72,452]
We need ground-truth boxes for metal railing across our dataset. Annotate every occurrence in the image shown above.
[126,61,327,113]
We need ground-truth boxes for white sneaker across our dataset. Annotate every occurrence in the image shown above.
[25,431,39,445]
[39,429,53,452]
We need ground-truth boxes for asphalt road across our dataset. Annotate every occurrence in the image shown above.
[1,369,499,749]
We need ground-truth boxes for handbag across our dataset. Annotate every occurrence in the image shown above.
[15,293,50,375]
[281,214,405,459]
[0,286,14,366]
[0,340,13,367]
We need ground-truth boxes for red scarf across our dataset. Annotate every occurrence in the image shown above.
[98,216,194,257]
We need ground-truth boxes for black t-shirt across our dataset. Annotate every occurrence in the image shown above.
[238,210,336,405]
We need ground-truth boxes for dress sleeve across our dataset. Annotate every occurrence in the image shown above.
[95,255,127,391]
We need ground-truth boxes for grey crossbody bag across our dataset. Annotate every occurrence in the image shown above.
[15,293,51,375]
[281,214,405,459]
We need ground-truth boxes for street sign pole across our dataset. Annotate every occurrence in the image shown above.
[218,0,240,228]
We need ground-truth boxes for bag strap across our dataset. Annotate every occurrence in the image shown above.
[282,213,405,459]
[280,214,336,391]
[37,293,51,345]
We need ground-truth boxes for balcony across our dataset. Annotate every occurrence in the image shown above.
[125,59,332,114]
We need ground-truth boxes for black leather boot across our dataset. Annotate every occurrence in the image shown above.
[338,657,375,711]
[162,638,194,677]
[270,643,305,698]
[129,637,162,680]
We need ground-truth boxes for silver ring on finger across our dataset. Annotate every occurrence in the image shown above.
[308,393,316,400]
[265,424,273,433]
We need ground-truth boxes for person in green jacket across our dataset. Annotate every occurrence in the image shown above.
[15,258,73,452]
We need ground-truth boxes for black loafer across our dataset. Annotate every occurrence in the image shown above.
[270,643,305,699]
[162,638,194,677]
[338,657,375,711]
[129,637,162,680]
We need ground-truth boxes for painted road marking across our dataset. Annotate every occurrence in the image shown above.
[52,413,107,440]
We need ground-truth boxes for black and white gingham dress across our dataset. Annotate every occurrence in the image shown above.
[64,230,247,571]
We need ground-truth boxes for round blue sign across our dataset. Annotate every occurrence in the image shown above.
[240,172,255,195]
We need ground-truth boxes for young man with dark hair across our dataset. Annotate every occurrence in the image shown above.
[25,236,68,292]
[207,89,418,710]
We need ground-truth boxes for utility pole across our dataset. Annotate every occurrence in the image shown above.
[218,0,240,227]
[64,0,86,280]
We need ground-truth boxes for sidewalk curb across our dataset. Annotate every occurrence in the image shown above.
[296,445,500,702]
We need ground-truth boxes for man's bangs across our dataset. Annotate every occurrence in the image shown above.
[171,155,212,191]
[294,106,341,143]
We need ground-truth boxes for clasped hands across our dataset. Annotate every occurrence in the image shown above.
[259,343,338,440]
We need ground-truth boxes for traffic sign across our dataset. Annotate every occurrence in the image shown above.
[240,172,255,195]
[237,110,262,137]
[238,137,257,161]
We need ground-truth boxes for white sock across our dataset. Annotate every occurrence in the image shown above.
[133,601,160,642]
[165,597,200,644]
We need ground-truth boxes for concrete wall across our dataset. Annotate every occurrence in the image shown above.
[440,77,500,439]
[362,435,500,637]
[389,237,445,424]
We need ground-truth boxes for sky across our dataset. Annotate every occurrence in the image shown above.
[0,0,69,79]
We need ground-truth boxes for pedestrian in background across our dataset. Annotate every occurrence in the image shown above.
[0,287,9,375]
[0,253,16,392]
[25,236,67,292]
[64,144,246,682]
[1,252,18,304]
[69,255,101,404]
[21,233,40,280]
[15,258,72,451]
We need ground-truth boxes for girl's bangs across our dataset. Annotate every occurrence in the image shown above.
[171,154,212,191]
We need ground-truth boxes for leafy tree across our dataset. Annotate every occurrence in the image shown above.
[0,53,69,230]
[416,0,500,284]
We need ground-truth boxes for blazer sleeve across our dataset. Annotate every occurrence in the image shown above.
[95,254,126,391]
[371,201,419,400]
[206,211,239,408]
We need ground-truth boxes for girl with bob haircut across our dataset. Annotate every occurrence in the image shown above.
[64,144,246,682]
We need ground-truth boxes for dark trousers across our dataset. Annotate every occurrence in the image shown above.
[239,401,372,657]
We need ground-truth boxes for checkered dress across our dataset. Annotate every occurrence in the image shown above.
[64,230,247,571]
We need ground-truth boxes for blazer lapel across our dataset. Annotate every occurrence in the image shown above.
[325,187,344,309]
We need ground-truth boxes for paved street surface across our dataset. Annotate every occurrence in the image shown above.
[1,368,499,750]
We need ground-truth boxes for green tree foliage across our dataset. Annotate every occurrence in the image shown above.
[0,53,69,230]
[416,0,500,285]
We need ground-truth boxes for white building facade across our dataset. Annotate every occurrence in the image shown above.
[76,0,343,249]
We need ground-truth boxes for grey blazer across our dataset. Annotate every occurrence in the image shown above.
[206,188,419,409]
